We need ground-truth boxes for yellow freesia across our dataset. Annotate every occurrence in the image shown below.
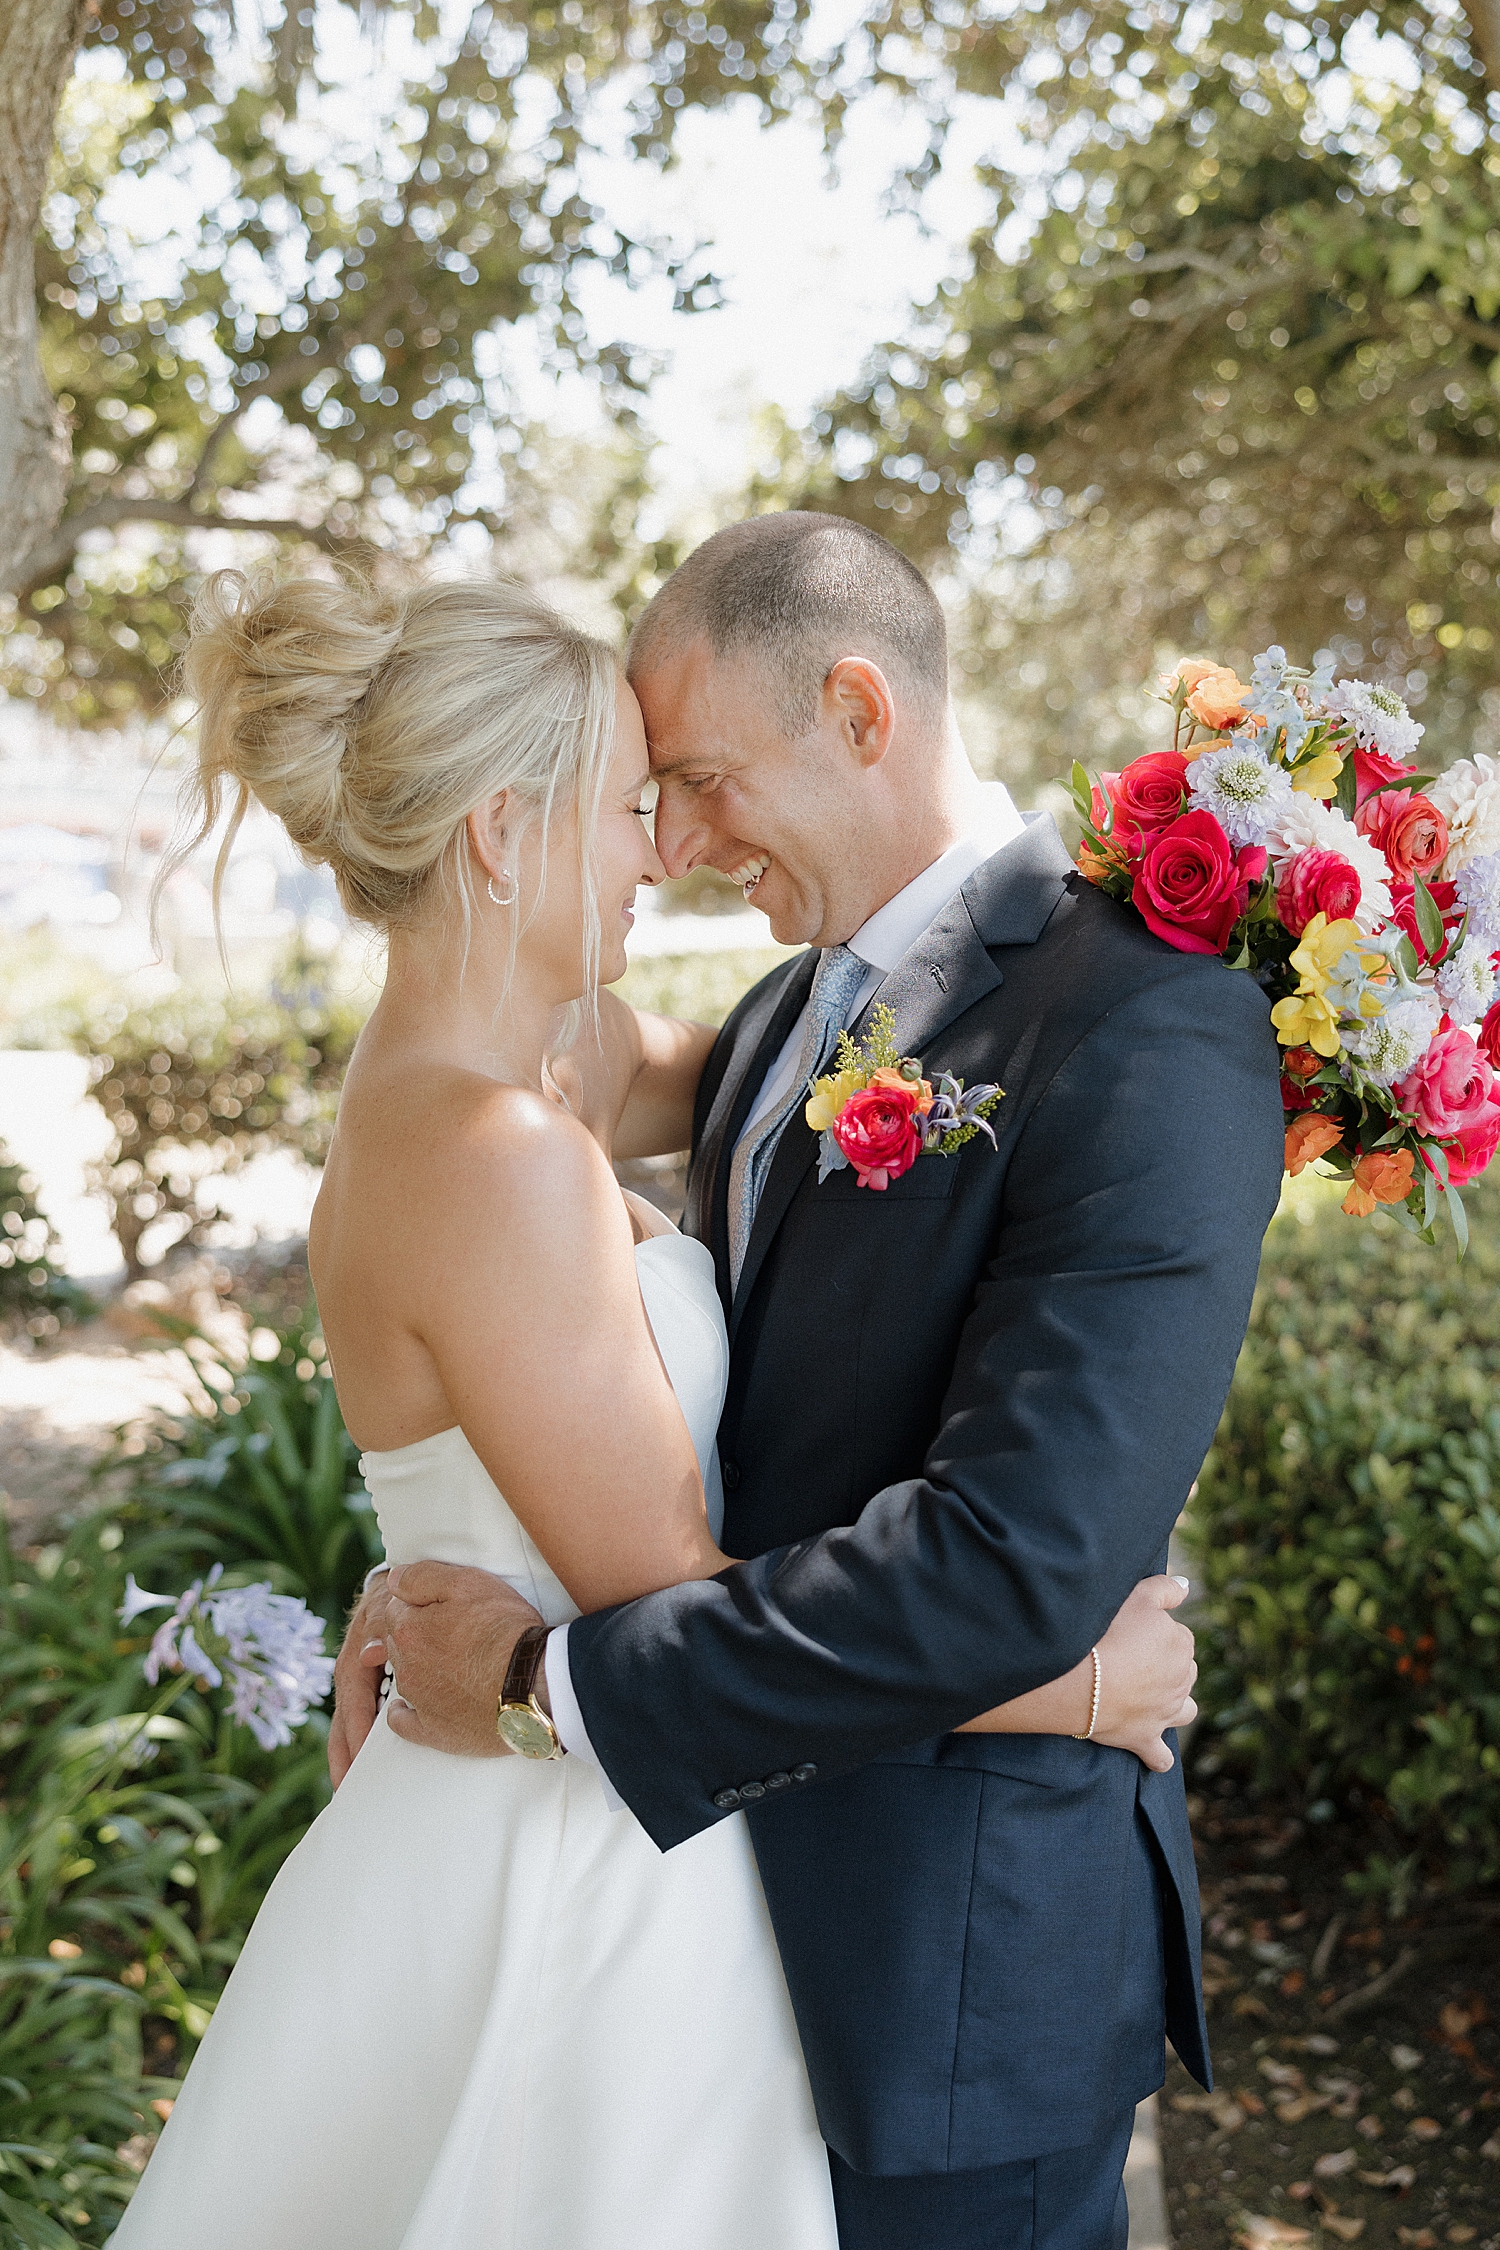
[805,1068,865,1134]
[1291,745,1344,798]
[1272,914,1382,1055]
[1288,914,1365,992]
[1270,990,1342,1056]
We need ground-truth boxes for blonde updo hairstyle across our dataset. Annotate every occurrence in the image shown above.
[164,569,621,1002]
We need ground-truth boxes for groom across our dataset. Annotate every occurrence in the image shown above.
[338,513,1284,2246]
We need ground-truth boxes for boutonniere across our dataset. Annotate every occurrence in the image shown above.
[804,1003,1004,1192]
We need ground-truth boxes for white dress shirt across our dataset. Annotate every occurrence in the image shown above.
[543,781,1028,1801]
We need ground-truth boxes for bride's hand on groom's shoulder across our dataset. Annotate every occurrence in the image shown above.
[335,1562,544,1766]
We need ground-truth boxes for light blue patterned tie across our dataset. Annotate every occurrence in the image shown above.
[727,943,868,1291]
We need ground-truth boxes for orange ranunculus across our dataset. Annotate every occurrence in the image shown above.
[1284,1113,1344,1176]
[869,1066,934,1116]
[1342,1147,1416,1217]
[1185,666,1250,730]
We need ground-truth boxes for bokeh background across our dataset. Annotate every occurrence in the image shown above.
[2,6,1500,2245]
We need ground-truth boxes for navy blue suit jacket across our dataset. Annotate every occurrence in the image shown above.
[569,817,1284,2174]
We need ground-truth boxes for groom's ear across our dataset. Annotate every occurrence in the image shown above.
[822,657,896,769]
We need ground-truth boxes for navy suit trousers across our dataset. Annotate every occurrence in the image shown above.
[826,2105,1135,2250]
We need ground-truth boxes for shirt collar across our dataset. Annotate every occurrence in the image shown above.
[847,783,1027,975]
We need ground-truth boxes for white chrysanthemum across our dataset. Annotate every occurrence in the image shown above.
[1343,992,1442,1089]
[1435,935,1498,1029]
[1455,851,1500,952]
[1265,796,1394,933]
[1327,679,1425,763]
[1186,739,1295,848]
[1428,754,1500,872]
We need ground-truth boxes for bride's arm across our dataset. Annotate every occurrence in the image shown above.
[410,1089,726,1613]
[954,1574,1198,1774]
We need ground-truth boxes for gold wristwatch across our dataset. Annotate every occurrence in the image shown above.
[496,1623,565,1760]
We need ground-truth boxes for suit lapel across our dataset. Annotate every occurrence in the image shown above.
[690,950,816,1311]
[726,815,1075,1340]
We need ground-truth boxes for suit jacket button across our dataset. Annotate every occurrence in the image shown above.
[791,1763,817,1782]
[713,1789,741,1810]
[764,1771,791,1791]
[737,1780,767,1802]
[721,1459,741,1491]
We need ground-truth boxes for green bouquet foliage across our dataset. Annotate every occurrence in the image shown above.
[1185,1171,1500,1884]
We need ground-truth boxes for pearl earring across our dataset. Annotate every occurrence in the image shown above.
[487,870,517,907]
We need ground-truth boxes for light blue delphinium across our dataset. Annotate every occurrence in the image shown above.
[120,1566,335,1751]
[1242,645,1336,763]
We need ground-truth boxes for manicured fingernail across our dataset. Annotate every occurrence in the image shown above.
[361,1640,384,1656]
[1173,1575,1190,1588]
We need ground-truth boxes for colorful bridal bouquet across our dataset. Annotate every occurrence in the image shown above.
[805,1003,1003,1191]
[1073,649,1500,1248]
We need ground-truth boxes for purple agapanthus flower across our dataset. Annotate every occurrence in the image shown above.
[119,1566,334,1750]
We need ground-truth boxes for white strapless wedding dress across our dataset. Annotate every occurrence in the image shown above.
[111,1226,838,2250]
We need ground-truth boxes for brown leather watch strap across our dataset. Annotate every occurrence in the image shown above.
[501,1622,550,1711]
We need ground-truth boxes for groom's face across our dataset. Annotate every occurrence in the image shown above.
[637,638,892,949]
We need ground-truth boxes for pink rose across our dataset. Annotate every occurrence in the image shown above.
[1479,1000,1500,1072]
[1394,1026,1497,1150]
[1276,849,1362,939]
[1357,789,1449,881]
[1103,751,1191,857]
[1132,810,1266,956]
[831,1083,924,1191]
[1445,1098,1500,1186]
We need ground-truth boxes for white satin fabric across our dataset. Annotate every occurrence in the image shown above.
[111,1230,837,2250]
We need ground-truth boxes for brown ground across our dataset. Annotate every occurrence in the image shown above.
[1161,1775,1500,2249]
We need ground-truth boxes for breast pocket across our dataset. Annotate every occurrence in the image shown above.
[813,1155,961,1203]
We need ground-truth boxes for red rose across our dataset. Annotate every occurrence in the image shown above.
[1479,1000,1500,1071]
[1387,877,1460,965]
[831,1083,924,1190]
[1103,752,1191,856]
[1352,742,1415,810]
[1276,849,1362,938]
[1357,789,1449,881]
[1133,810,1267,956]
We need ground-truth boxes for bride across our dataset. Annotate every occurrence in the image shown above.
[113,571,1198,2249]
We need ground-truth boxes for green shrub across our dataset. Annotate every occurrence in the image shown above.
[1185,1172,1500,1886]
[114,1304,380,1632]
[0,1503,334,2245]
[0,1146,89,1343]
[76,994,364,1274]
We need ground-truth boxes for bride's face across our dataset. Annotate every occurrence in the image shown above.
[510,677,664,1002]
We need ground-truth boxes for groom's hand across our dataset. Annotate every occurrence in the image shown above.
[376,1562,545,1758]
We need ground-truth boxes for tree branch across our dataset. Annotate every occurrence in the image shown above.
[5,494,356,602]
[1462,0,1500,93]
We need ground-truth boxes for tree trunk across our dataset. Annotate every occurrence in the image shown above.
[1464,0,1500,92]
[0,0,90,599]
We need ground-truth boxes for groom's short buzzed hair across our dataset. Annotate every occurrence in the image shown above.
[626,511,948,737]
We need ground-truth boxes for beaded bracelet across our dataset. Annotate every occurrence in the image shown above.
[1073,1646,1102,1742]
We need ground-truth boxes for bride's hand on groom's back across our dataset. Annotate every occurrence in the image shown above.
[955,1575,1196,1773]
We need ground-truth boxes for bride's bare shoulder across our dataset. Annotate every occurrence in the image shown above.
[399,1070,626,1248]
